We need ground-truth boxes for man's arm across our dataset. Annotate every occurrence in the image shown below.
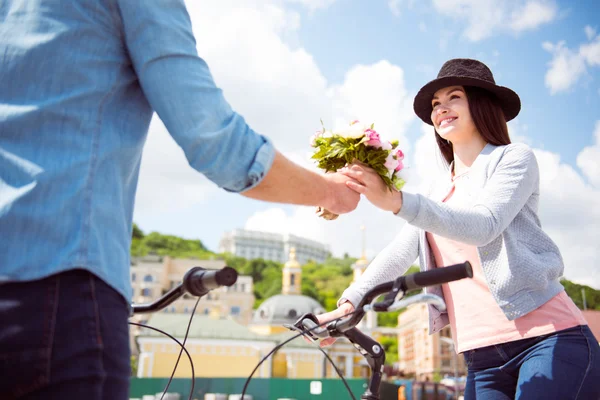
[116,1,358,214]
[242,151,360,215]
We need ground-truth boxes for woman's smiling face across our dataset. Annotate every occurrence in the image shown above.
[431,85,477,143]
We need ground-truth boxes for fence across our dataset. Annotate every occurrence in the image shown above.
[131,378,458,400]
[130,378,366,400]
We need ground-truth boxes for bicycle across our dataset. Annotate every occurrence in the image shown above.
[130,261,473,400]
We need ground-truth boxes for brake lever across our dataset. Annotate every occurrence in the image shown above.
[283,312,320,342]
[372,275,405,311]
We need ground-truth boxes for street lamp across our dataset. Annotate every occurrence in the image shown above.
[439,336,459,400]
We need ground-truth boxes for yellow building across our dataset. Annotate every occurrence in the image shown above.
[136,314,326,379]
[136,248,365,380]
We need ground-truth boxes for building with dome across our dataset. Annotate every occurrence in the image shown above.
[250,248,326,335]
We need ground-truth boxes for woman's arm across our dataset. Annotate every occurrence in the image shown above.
[342,143,539,246]
[339,222,420,308]
[397,144,538,246]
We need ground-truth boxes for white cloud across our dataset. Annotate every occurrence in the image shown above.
[134,118,217,216]
[508,118,533,146]
[543,28,600,94]
[534,146,600,287]
[585,26,597,41]
[509,1,557,32]
[580,36,600,66]
[284,0,338,11]
[542,41,586,94]
[328,61,415,152]
[431,0,558,42]
[388,0,417,17]
[576,121,600,188]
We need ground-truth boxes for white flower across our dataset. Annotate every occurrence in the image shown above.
[381,141,392,150]
[342,122,367,139]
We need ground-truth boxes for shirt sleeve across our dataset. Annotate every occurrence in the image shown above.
[396,143,539,246]
[116,0,274,192]
[339,223,420,309]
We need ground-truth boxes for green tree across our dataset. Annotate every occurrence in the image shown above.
[561,278,600,310]
[379,336,398,365]
[132,223,144,240]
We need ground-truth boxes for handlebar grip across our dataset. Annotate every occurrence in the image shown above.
[403,261,473,292]
[183,266,238,296]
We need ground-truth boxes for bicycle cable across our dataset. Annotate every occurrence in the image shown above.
[128,321,196,400]
[159,297,200,400]
[241,309,363,400]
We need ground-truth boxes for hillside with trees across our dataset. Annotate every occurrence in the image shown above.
[131,225,600,314]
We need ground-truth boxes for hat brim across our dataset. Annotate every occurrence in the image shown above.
[413,76,521,125]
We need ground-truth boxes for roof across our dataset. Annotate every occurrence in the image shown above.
[582,310,600,342]
[138,313,314,348]
[251,294,326,325]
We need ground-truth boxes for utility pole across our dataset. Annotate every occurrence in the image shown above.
[582,288,587,310]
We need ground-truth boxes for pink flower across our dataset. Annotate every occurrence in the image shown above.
[350,120,360,125]
[395,160,404,171]
[384,153,399,176]
[364,129,382,147]
[395,148,404,161]
[381,141,392,150]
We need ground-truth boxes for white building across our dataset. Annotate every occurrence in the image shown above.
[218,229,330,264]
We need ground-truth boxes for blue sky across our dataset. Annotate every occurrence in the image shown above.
[134,0,600,288]
[294,0,599,165]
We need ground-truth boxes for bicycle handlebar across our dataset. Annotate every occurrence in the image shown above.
[287,261,473,341]
[131,266,238,314]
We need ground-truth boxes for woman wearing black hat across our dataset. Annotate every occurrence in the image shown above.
[318,59,600,399]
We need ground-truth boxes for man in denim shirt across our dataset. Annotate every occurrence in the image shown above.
[0,1,359,398]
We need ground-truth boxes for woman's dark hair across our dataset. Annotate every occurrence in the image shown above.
[434,85,511,165]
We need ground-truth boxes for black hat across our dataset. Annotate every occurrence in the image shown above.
[413,58,521,125]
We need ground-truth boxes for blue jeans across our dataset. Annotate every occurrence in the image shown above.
[0,269,131,399]
[463,325,600,399]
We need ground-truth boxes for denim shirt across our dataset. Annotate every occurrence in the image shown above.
[0,0,275,301]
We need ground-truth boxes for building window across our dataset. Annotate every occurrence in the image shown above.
[144,274,153,283]
[142,288,152,297]
[131,273,136,282]
[290,273,295,286]
[240,283,246,292]
[288,309,297,319]
[231,306,241,316]
[204,308,210,315]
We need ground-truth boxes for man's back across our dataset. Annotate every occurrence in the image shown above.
[0,0,273,301]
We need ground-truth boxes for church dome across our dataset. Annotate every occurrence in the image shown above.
[251,294,326,325]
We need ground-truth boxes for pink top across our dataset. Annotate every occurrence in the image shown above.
[426,173,587,353]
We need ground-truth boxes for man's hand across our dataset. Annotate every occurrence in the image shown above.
[315,301,355,347]
[320,172,361,215]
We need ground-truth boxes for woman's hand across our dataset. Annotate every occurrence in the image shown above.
[340,162,403,214]
[315,301,355,347]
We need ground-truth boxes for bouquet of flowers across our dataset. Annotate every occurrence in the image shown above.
[311,120,406,219]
